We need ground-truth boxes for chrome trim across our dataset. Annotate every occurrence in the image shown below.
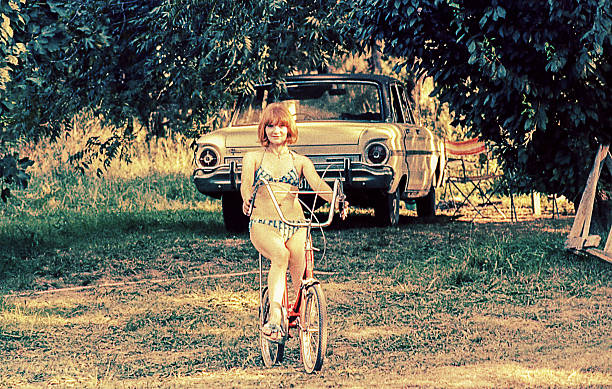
[224,153,361,165]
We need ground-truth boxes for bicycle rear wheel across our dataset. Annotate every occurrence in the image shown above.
[299,283,328,373]
[259,287,284,367]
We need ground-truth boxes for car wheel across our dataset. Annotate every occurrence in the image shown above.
[222,192,249,232]
[374,188,400,226]
[416,186,436,218]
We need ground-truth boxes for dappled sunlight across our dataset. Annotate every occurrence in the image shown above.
[192,197,222,212]
[3,373,100,389]
[397,362,612,388]
[1,285,260,330]
[29,361,609,388]
[111,366,368,388]
[470,314,543,332]
[1,294,117,328]
[324,278,422,297]
[152,196,220,212]
[339,324,415,341]
[208,238,249,248]
[157,289,259,312]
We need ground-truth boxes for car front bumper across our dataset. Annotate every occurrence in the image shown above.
[193,159,393,197]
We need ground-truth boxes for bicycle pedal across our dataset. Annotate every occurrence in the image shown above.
[301,278,319,289]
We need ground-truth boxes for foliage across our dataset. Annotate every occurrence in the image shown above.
[349,0,611,200]
[1,0,29,201]
[0,0,352,200]
[0,153,32,202]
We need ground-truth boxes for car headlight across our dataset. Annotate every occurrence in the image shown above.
[365,142,389,164]
[197,146,219,168]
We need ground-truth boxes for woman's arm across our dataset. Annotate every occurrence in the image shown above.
[300,155,336,203]
[240,152,256,215]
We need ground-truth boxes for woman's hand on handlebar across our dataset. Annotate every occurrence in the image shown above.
[243,198,253,216]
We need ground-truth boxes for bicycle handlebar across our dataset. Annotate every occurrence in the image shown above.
[245,178,346,228]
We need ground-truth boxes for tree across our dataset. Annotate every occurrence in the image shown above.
[1,0,32,201]
[1,0,351,197]
[349,0,611,203]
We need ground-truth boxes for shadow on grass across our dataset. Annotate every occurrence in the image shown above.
[323,213,459,230]
[0,209,239,291]
[2,210,227,253]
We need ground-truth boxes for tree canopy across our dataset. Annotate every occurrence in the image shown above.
[2,0,610,203]
[350,0,611,200]
[0,0,349,199]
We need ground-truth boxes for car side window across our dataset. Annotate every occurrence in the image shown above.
[397,85,416,124]
[390,84,405,123]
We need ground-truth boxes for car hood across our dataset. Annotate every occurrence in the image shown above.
[223,122,367,148]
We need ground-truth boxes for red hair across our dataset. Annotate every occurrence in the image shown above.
[257,102,298,146]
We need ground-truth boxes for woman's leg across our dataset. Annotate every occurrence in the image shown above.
[250,223,290,326]
[285,227,307,298]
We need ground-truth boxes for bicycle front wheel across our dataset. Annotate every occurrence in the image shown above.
[299,283,328,373]
[259,287,284,367]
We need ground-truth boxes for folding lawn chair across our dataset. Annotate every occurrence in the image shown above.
[442,138,514,221]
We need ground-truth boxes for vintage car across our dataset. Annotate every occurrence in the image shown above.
[193,73,445,231]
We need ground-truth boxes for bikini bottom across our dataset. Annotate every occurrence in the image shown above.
[249,218,305,242]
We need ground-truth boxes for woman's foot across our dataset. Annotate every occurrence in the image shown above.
[261,322,285,343]
[262,302,285,343]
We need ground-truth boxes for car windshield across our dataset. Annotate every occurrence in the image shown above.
[233,81,383,126]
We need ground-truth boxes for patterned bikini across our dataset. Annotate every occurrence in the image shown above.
[249,151,305,241]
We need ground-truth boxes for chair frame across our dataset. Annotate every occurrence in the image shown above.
[442,138,511,221]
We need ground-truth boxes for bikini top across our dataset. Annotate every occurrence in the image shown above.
[253,150,301,189]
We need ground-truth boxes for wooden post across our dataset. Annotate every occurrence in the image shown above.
[549,194,558,219]
[567,145,607,243]
[531,191,541,216]
[565,144,611,263]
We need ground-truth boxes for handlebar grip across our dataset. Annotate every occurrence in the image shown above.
[338,195,348,220]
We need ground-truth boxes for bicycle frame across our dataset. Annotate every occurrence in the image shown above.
[252,178,343,340]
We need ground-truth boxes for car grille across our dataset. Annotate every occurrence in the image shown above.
[224,154,360,165]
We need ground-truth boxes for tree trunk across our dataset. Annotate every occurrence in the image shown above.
[367,39,382,74]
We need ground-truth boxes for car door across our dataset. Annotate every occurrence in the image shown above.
[391,83,433,193]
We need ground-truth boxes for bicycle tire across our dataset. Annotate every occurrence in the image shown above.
[299,283,328,373]
[259,287,285,367]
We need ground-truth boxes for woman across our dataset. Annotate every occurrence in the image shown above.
[240,102,341,342]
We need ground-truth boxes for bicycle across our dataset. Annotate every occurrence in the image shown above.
[246,178,347,373]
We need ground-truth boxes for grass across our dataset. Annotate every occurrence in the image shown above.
[1,203,611,387]
[0,129,611,388]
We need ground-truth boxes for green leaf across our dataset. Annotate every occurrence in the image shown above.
[2,100,15,110]
[468,40,476,53]
[496,6,506,19]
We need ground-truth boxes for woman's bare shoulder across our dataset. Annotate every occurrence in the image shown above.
[293,152,313,166]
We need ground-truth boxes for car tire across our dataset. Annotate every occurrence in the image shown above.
[374,188,400,226]
[416,186,436,218]
[222,192,249,232]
